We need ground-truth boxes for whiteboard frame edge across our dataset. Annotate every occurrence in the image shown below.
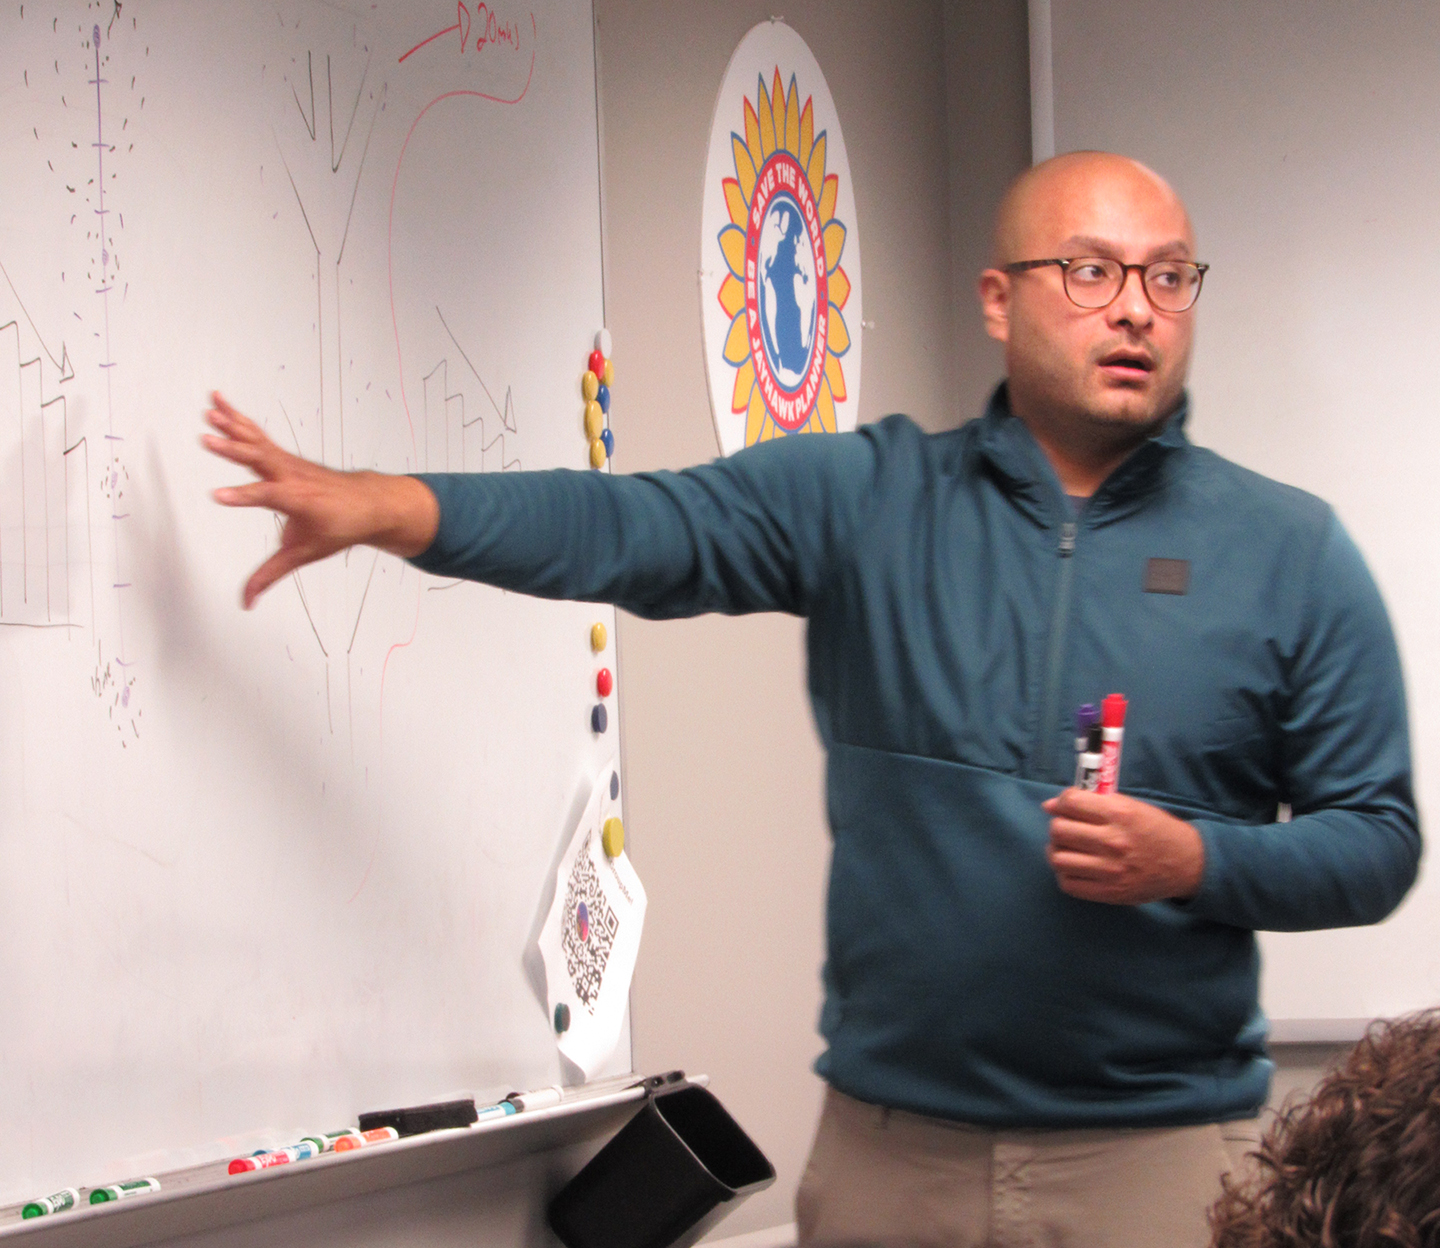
[1268,1018,1371,1045]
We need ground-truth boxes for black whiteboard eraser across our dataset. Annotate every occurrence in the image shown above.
[359,1098,478,1137]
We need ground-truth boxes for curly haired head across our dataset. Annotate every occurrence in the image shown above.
[1211,1010,1440,1248]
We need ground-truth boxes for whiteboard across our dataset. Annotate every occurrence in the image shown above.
[0,0,629,1205]
[1048,0,1440,1025]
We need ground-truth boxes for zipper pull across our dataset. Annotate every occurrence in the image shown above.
[1058,521,1077,557]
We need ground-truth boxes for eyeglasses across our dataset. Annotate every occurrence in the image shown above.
[1002,257,1209,313]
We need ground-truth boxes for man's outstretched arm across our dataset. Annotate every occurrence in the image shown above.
[205,392,885,621]
[203,392,440,608]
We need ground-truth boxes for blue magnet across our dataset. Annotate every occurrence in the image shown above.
[554,1002,570,1033]
[600,428,615,456]
[610,771,620,800]
[596,384,611,415]
[591,703,608,734]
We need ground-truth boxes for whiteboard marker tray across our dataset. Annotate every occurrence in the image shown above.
[0,1088,648,1248]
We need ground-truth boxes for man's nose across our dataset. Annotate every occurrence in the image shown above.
[1107,268,1154,329]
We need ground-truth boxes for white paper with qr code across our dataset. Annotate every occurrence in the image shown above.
[538,766,646,1077]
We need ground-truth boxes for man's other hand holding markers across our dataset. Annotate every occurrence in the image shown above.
[1043,788,1205,905]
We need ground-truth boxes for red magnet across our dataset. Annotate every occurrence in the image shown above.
[596,668,613,698]
[588,348,605,377]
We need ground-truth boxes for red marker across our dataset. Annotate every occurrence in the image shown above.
[227,1141,318,1175]
[1096,694,1128,794]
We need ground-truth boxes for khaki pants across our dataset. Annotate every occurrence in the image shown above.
[796,1087,1259,1248]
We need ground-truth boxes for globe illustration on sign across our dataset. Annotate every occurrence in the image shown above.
[757,197,818,389]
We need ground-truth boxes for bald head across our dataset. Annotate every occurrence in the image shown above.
[977,151,1201,495]
[991,152,1194,267]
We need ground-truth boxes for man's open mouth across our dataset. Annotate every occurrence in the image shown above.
[1097,349,1155,377]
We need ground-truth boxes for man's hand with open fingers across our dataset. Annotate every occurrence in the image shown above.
[202,391,440,609]
[1042,788,1205,905]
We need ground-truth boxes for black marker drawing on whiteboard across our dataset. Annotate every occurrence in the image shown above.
[435,305,522,471]
[271,29,396,759]
[0,289,90,636]
[418,325,521,594]
[276,47,384,474]
[376,44,539,734]
[90,19,139,725]
[2,6,140,743]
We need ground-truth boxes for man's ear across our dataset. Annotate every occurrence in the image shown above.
[979,269,1010,344]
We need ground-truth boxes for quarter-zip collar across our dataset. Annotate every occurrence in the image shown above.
[971,383,1191,527]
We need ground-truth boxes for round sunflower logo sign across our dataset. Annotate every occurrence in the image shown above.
[700,22,862,456]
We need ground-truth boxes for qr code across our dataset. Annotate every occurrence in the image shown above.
[560,832,621,1011]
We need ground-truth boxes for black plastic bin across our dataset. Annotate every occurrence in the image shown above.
[548,1084,776,1248]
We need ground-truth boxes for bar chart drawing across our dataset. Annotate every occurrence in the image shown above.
[0,266,92,635]
[423,306,523,475]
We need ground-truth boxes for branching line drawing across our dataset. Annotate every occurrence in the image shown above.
[328,50,372,176]
[277,398,302,452]
[272,40,392,751]
[345,547,381,760]
[347,549,381,656]
[278,53,384,473]
[291,49,316,141]
[278,147,326,464]
[275,512,330,659]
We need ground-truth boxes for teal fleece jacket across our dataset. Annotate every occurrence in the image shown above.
[412,388,1419,1128]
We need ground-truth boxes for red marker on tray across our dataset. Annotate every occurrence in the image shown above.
[1096,694,1128,794]
[227,1141,318,1175]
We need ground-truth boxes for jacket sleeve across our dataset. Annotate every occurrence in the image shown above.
[408,426,881,619]
[1184,515,1420,931]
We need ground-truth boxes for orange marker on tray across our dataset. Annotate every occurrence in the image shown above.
[332,1126,400,1153]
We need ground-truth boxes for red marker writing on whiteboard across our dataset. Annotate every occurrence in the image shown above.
[1096,694,1128,794]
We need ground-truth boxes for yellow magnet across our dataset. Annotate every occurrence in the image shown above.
[589,438,607,469]
[590,622,607,652]
[584,400,604,440]
[602,817,624,859]
[582,371,599,402]
[602,358,614,388]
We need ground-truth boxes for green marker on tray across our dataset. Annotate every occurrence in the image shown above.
[22,1188,79,1219]
[299,1128,362,1154]
[89,1177,160,1204]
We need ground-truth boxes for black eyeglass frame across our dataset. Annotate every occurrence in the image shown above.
[1001,257,1209,312]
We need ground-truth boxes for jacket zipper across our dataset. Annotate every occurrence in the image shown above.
[1029,520,1077,781]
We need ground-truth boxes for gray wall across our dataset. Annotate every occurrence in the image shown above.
[599,0,1030,1235]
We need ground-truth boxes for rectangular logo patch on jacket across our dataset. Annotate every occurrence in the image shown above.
[1144,558,1191,595]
